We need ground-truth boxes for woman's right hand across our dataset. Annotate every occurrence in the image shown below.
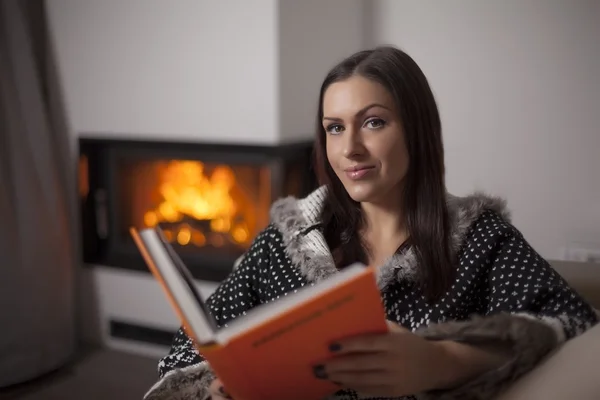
[208,378,232,399]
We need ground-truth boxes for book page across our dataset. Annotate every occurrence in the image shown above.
[137,228,217,344]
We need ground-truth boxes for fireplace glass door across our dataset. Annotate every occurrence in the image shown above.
[79,138,314,281]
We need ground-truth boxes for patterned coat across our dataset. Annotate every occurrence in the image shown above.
[144,186,598,400]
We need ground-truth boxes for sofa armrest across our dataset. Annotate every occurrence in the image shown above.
[494,322,600,400]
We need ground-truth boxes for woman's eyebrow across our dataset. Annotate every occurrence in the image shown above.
[322,103,391,122]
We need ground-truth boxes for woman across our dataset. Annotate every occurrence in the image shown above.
[144,46,598,400]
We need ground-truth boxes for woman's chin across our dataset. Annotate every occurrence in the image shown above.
[343,180,401,205]
[343,183,376,203]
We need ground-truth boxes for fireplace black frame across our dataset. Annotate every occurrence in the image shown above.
[79,136,316,282]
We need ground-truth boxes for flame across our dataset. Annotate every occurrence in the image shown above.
[177,225,192,245]
[143,160,251,247]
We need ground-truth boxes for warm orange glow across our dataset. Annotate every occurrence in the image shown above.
[210,218,231,233]
[142,160,254,248]
[232,225,250,243]
[177,226,192,245]
[79,155,89,198]
[144,211,159,227]
[210,234,225,247]
[163,229,174,242]
[191,231,206,247]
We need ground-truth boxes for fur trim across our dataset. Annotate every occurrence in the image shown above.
[415,313,559,400]
[512,312,567,343]
[270,186,340,283]
[446,192,511,255]
[143,361,215,400]
[270,185,511,288]
[376,248,420,291]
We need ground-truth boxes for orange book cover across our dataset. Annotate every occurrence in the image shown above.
[131,227,389,400]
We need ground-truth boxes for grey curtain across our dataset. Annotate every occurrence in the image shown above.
[0,0,77,387]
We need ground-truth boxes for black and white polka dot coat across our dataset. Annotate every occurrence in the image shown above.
[145,187,598,400]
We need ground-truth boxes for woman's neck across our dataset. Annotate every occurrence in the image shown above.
[361,202,405,237]
[360,201,409,266]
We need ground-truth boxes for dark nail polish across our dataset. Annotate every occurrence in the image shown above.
[313,365,328,379]
[219,386,232,399]
[329,343,342,352]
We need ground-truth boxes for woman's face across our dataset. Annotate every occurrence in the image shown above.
[323,75,409,205]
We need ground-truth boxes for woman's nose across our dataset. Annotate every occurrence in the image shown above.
[342,129,365,158]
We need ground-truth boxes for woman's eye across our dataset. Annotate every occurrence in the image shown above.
[326,124,344,134]
[365,118,386,129]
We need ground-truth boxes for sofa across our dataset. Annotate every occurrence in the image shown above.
[496,260,600,399]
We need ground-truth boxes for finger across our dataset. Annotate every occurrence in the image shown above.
[210,394,232,400]
[331,333,392,354]
[326,370,393,388]
[319,353,388,374]
[208,378,220,394]
[346,384,397,398]
[208,378,233,400]
[217,387,232,400]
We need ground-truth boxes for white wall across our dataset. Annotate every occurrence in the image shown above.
[46,0,367,144]
[78,266,218,355]
[278,0,366,141]
[47,0,279,144]
[372,0,600,259]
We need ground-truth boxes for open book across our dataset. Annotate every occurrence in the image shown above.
[131,226,389,400]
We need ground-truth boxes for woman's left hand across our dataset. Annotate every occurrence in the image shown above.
[314,321,456,397]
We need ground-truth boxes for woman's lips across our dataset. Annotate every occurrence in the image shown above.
[344,166,375,180]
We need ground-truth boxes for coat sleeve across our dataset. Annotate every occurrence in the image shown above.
[143,226,275,400]
[416,217,599,400]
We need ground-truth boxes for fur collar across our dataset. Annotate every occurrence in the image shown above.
[269,185,510,290]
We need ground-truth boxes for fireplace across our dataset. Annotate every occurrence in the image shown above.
[79,137,316,282]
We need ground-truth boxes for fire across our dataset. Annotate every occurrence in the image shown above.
[143,160,251,247]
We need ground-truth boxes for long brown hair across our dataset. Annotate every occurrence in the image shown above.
[314,46,454,301]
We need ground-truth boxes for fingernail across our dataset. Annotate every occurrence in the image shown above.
[329,343,342,352]
[313,365,328,379]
